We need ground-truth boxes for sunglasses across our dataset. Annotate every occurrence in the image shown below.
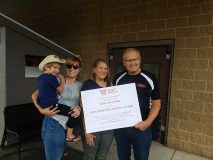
[66,65,79,70]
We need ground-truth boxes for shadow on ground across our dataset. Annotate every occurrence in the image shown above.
[0,138,83,160]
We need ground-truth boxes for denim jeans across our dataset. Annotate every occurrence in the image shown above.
[82,130,114,160]
[114,127,152,160]
[42,116,66,160]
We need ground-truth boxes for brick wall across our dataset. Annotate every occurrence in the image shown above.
[4,0,213,158]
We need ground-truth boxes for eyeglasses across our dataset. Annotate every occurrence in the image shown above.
[66,65,79,70]
[124,57,140,63]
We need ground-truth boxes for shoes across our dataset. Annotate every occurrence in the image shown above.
[65,136,81,143]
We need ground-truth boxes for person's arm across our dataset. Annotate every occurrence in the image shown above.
[31,90,59,116]
[32,90,43,113]
[56,74,65,93]
[135,99,161,131]
[69,106,81,118]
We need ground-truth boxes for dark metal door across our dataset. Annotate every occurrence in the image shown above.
[109,46,171,144]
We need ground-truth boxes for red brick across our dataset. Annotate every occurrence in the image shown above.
[168,0,190,7]
[148,0,168,11]
[139,11,157,22]
[138,31,156,40]
[130,23,146,32]
[123,14,139,24]
[201,3,213,14]
[190,0,207,5]
[188,14,212,26]
[102,26,115,35]
[167,17,188,28]
[147,20,166,30]
[176,27,198,38]
[199,25,213,36]
[120,33,137,41]
[130,3,147,14]
[157,8,178,19]
[178,5,201,16]
[115,24,130,34]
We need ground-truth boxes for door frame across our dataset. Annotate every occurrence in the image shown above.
[107,39,175,145]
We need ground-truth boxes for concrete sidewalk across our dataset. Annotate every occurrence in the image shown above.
[68,140,211,160]
[149,142,210,160]
[1,138,210,160]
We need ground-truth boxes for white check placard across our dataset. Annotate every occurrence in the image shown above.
[81,83,142,133]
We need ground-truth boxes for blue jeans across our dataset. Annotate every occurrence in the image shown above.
[42,116,66,160]
[82,130,114,160]
[114,127,152,160]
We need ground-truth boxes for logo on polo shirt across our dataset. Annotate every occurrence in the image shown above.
[136,83,146,88]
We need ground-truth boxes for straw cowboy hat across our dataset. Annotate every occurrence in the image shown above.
[39,55,66,71]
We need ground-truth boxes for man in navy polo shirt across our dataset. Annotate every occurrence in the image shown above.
[113,48,161,160]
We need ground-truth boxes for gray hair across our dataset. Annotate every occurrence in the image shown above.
[123,48,141,61]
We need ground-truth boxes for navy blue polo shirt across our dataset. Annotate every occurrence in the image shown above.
[81,79,111,92]
[38,73,60,108]
[113,70,160,120]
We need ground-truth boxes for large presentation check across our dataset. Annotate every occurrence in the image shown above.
[81,83,142,133]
